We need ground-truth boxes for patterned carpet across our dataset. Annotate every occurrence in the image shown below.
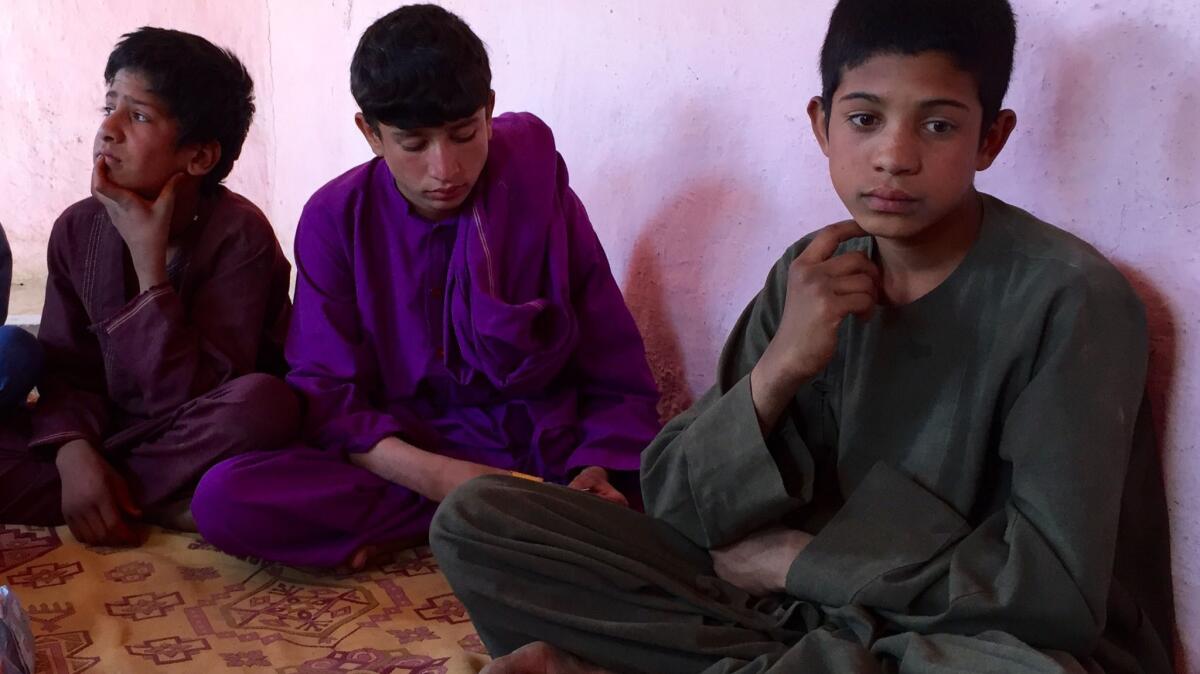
[0,524,490,673]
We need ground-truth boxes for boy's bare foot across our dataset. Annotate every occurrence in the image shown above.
[481,642,616,674]
[144,497,197,532]
[349,545,377,571]
[342,536,426,572]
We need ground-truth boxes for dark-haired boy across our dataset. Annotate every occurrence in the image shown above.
[192,4,660,568]
[428,0,1174,672]
[0,28,298,546]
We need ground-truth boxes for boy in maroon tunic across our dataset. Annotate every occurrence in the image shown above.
[0,27,298,545]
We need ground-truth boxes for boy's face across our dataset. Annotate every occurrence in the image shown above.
[357,99,494,222]
[808,52,1014,241]
[93,69,193,198]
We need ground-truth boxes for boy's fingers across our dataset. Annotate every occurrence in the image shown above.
[153,172,185,213]
[820,250,880,280]
[82,511,106,545]
[91,157,138,209]
[568,474,598,490]
[798,221,869,264]
[568,466,610,492]
[111,475,142,518]
[65,515,89,544]
[97,499,126,542]
[596,484,629,507]
[831,273,879,298]
[90,157,117,205]
[836,291,877,320]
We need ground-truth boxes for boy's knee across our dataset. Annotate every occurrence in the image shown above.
[210,374,300,452]
[192,456,254,554]
[431,474,523,551]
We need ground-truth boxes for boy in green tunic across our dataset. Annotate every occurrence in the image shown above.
[429,0,1175,671]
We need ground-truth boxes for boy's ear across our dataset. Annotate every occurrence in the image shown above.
[355,112,385,157]
[807,96,831,158]
[184,140,221,178]
[976,109,1017,171]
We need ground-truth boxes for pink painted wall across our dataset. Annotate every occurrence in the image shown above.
[2,1,1197,667]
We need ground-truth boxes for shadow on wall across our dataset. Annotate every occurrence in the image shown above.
[1118,264,1183,671]
[1039,16,1194,672]
[623,180,751,424]
[1041,20,1200,209]
[1118,266,1180,484]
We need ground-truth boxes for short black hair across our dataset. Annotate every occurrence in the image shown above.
[351,4,491,131]
[105,27,255,193]
[820,0,1016,134]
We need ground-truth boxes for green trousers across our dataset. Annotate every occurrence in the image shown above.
[430,476,1101,674]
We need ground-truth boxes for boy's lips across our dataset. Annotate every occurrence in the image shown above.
[425,184,467,201]
[863,187,919,214]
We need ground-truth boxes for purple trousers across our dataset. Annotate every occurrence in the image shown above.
[192,448,439,567]
[192,447,645,568]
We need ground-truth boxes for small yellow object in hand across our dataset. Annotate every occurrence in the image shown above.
[508,470,544,483]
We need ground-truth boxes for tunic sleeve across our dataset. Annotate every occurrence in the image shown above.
[559,183,661,473]
[30,214,111,449]
[785,270,1147,654]
[642,242,820,547]
[285,200,405,454]
[94,211,289,419]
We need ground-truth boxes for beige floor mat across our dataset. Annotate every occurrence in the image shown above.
[1,524,490,673]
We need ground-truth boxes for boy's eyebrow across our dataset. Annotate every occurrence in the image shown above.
[839,92,883,104]
[918,98,971,111]
[838,92,971,111]
[104,90,163,110]
[126,96,160,109]
[392,130,434,142]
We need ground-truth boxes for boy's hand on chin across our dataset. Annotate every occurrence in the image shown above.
[91,157,184,291]
[771,220,879,383]
[750,221,879,432]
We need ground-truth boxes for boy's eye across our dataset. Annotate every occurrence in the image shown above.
[101,106,114,117]
[400,141,427,153]
[451,130,478,144]
[133,112,150,123]
[848,113,880,129]
[924,120,956,134]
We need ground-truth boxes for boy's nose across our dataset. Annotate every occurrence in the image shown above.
[427,142,462,181]
[874,130,920,176]
[97,114,123,143]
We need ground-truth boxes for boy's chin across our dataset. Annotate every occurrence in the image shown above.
[102,171,152,196]
[850,213,931,241]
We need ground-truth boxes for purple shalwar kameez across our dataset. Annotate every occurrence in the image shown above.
[193,113,661,566]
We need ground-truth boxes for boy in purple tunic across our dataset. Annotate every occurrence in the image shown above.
[0,28,298,544]
[192,4,661,568]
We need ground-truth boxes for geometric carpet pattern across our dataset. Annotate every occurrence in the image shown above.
[0,525,489,673]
